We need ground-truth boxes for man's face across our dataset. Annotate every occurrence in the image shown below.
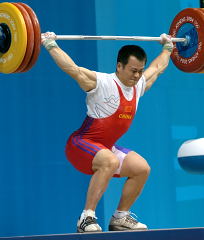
[116,56,145,87]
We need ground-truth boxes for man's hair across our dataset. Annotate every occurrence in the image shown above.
[117,45,147,66]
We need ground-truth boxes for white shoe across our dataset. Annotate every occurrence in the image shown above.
[109,212,148,231]
[77,215,102,233]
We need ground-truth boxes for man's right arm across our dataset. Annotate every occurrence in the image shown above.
[143,34,173,92]
[42,32,97,92]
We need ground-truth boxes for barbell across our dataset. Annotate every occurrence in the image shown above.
[0,2,204,73]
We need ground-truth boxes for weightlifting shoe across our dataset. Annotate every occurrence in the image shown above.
[109,212,147,231]
[77,211,102,233]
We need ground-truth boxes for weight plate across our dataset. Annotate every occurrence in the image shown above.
[169,8,204,73]
[12,2,34,73]
[18,2,41,72]
[0,2,27,73]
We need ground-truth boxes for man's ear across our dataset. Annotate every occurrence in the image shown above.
[117,62,122,72]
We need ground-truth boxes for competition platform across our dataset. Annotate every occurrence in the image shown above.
[0,228,204,240]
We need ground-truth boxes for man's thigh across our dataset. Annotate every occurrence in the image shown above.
[118,150,149,178]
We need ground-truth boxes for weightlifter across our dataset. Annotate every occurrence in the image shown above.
[41,32,173,233]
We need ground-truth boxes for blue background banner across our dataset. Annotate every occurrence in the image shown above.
[0,0,203,237]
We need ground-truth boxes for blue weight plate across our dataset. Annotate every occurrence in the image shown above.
[176,22,198,58]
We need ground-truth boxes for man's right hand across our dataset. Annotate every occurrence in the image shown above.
[41,32,58,51]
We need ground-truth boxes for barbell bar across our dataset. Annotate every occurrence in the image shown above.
[0,2,204,74]
[54,35,187,43]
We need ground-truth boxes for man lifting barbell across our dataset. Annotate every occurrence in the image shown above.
[1,1,203,234]
[41,32,173,233]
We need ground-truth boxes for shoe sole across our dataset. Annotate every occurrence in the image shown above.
[77,228,102,233]
[109,225,147,231]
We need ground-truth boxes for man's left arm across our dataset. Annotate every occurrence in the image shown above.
[143,34,173,91]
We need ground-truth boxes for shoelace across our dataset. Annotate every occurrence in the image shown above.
[80,216,98,231]
[125,212,139,225]
[85,216,97,224]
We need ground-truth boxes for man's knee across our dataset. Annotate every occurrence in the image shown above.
[140,162,151,176]
[120,151,151,177]
[135,155,150,176]
[104,156,120,172]
[92,149,119,172]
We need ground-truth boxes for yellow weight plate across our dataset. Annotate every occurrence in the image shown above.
[0,2,27,73]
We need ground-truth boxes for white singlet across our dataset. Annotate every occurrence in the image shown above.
[86,72,146,118]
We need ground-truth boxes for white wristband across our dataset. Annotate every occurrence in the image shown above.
[162,42,173,52]
[43,39,59,51]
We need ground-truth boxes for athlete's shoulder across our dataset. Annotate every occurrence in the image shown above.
[135,75,146,97]
[95,72,116,87]
[87,72,116,94]
[95,72,115,80]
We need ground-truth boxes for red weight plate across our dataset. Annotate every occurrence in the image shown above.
[169,8,204,73]
[18,2,41,72]
[194,8,204,73]
[12,3,34,73]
